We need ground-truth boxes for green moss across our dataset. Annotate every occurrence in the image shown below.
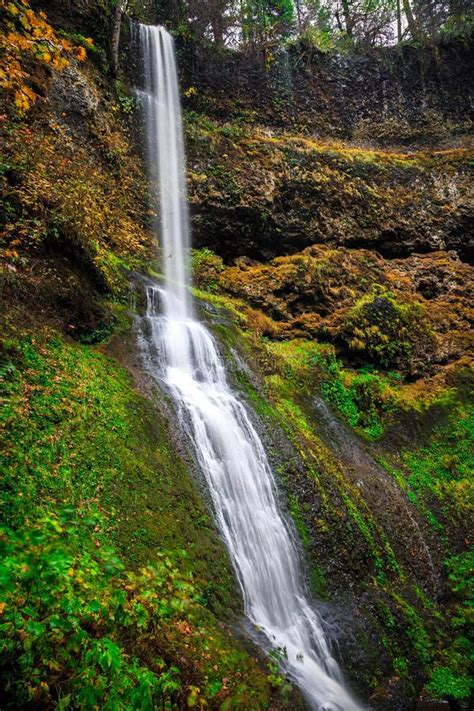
[404,406,473,494]
[422,550,474,700]
[342,288,435,375]
[427,667,473,700]
[288,494,310,548]
[385,404,474,532]
[193,287,248,325]
[393,656,409,677]
[267,340,388,440]
[308,564,328,600]
[390,592,433,665]
[191,247,224,292]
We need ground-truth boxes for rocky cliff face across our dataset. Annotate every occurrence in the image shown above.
[186,126,473,262]
[181,37,473,264]
[180,38,473,143]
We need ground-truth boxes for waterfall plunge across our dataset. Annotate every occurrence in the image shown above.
[135,23,363,711]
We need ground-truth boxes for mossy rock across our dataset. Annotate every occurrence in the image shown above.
[340,290,436,376]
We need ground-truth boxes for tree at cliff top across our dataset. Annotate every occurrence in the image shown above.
[240,0,296,45]
[154,0,295,45]
[297,0,473,46]
[150,0,472,48]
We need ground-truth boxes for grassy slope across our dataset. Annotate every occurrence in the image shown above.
[0,305,299,709]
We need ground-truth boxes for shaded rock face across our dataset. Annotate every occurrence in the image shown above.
[32,0,113,44]
[180,39,473,144]
[181,38,474,267]
[49,62,100,127]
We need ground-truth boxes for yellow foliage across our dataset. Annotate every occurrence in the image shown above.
[184,86,197,97]
[0,0,87,114]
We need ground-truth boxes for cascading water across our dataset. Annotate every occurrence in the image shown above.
[135,23,363,711]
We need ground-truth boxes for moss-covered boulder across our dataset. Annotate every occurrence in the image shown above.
[339,290,436,376]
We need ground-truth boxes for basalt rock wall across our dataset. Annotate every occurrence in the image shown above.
[179,38,473,144]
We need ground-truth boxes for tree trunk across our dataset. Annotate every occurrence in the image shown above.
[295,0,303,32]
[111,0,123,77]
[403,0,420,40]
[396,0,402,42]
[211,10,224,47]
[341,0,354,38]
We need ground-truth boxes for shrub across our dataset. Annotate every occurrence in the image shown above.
[0,509,191,709]
[427,667,472,701]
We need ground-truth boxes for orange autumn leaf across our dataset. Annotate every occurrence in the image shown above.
[74,46,87,62]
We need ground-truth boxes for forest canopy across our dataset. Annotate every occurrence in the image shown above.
[130,0,474,49]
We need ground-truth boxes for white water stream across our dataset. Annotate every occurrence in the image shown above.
[135,23,362,711]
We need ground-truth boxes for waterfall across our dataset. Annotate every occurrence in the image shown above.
[135,23,362,711]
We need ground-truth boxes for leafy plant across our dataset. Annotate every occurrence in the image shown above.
[427,667,472,700]
[0,509,189,709]
[0,0,91,113]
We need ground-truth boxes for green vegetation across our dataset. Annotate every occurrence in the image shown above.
[382,401,474,533]
[422,550,473,701]
[427,667,472,701]
[192,248,225,292]
[306,345,389,439]
[0,511,188,709]
[0,313,288,709]
[342,288,435,375]
[258,338,391,441]
[156,0,473,49]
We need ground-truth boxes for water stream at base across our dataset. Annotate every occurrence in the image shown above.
[134,23,363,711]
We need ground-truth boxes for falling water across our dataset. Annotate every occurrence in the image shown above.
[135,23,362,711]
